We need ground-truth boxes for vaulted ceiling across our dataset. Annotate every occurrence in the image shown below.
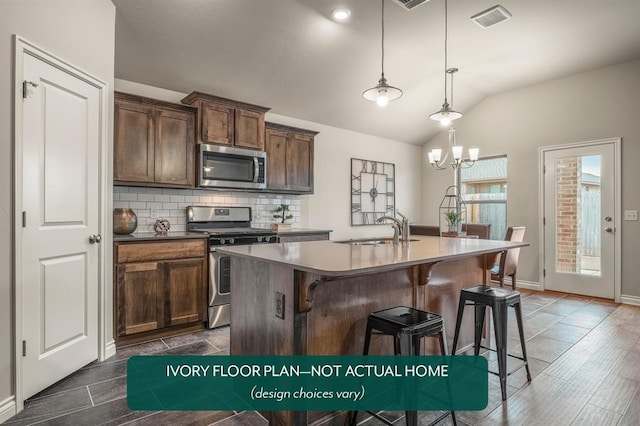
[113,0,640,145]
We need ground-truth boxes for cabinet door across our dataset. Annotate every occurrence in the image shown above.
[114,101,155,183]
[235,108,265,150]
[201,101,234,145]
[116,262,163,336]
[265,128,288,190]
[155,109,195,187]
[164,258,206,326]
[287,133,314,192]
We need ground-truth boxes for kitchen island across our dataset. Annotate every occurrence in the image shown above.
[216,236,528,425]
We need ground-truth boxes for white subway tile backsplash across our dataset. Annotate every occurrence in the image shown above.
[129,201,147,209]
[116,186,302,235]
[147,202,164,209]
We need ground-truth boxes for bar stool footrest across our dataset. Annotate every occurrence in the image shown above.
[478,346,529,378]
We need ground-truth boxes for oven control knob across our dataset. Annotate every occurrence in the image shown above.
[265,236,272,243]
[218,238,226,245]
[229,238,235,244]
[257,236,263,243]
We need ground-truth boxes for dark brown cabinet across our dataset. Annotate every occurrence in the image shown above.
[181,92,269,151]
[114,238,208,346]
[265,123,317,193]
[114,92,196,188]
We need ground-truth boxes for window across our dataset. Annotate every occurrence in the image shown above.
[460,156,507,240]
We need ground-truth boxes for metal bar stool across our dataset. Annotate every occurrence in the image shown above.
[349,306,456,426]
[451,285,531,401]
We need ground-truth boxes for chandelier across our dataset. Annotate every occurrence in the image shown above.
[427,0,478,171]
[427,127,478,170]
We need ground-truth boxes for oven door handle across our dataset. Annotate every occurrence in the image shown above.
[253,157,260,183]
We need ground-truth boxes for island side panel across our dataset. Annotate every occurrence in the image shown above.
[303,267,415,356]
[424,255,486,354]
[230,257,297,356]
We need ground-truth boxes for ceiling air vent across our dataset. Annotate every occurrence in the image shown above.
[471,5,512,28]
[391,0,431,11]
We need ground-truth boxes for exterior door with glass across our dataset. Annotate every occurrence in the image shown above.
[542,140,618,299]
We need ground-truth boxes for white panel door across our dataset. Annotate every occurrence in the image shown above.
[543,142,616,298]
[21,52,100,399]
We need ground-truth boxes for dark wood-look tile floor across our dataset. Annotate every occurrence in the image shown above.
[5,289,640,425]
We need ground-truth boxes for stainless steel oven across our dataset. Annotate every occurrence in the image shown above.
[187,206,276,328]
[199,144,267,190]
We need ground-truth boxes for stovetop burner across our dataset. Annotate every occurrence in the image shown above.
[186,206,277,246]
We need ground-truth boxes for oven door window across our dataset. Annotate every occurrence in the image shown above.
[217,256,231,295]
[203,152,255,183]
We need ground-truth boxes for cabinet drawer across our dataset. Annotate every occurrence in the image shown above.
[116,239,206,263]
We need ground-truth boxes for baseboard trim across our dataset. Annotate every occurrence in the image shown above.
[516,280,541,291]
[621,295,640,306]
[0,396,17,423]
[105,340,116,360]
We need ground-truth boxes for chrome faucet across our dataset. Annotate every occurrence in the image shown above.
[396,210,411,243]
[376,210,411,244]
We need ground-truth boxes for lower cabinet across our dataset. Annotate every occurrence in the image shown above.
[114,238,208,346]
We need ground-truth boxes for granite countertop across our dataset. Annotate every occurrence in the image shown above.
[113,231,209,242]
[216,236,528,277]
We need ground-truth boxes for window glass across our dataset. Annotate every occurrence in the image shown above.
[461,156,507,240]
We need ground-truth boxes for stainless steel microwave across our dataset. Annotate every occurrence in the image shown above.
[199,144,267,189]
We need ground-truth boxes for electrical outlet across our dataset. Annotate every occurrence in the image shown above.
[275,292,285,319]
[624,210,638,221]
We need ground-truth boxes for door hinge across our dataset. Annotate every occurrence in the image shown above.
[543,217,545,226]
[543,165,546,173]
[22,340,26,357]
[22,80,39,99]
[543,268,546,277]
[22,211,26,228]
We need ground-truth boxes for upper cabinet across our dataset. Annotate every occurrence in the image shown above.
[181,92,270,151]
[265,123,318,194]
[114,92,196,188]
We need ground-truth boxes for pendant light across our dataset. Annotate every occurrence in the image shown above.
[429,0,462,125]
[363,0,402,107]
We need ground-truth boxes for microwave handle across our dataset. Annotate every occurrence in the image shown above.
[253,157,260,183]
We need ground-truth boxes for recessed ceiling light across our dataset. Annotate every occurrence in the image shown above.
[331,8,351,21]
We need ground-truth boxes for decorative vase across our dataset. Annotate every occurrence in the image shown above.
[113,208,138,234]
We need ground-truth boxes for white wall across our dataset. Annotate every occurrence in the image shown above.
[115,79,424,241]
[0,0,115,419]
[422,59,640,297]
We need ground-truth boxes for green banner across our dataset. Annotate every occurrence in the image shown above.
[127,355,487,411]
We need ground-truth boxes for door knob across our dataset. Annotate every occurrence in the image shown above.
[604,227,614,233]
[89,234,102,244]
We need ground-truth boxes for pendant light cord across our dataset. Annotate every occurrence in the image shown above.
[381,0,385,78]
[443,0,448,103]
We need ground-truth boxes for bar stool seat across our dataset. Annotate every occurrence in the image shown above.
[349,306,456,426]
[451,285,531,401]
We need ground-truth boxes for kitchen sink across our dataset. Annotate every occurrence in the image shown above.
[335,238,418,246]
